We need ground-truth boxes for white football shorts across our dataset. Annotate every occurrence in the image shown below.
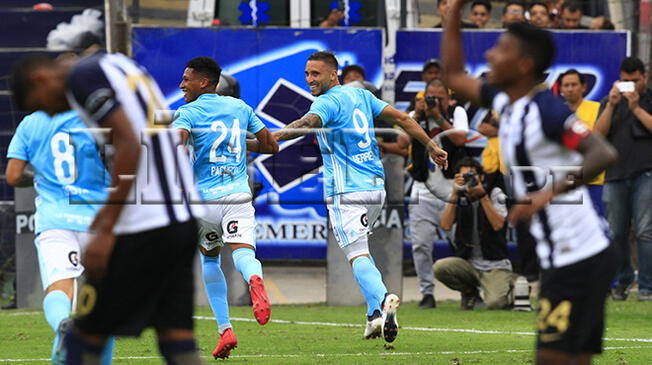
[197,192,256,251]
[34,229,91,290]
[327,189,386,248]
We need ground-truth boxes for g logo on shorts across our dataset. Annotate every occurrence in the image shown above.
[360,214,369,227]
[227,220,238,234]
[68,251,79,267]
[205,231,219,241]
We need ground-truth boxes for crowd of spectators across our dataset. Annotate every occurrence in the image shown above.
[433,0,616,31]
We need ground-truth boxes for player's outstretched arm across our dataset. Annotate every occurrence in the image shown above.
[378,105,448,170]
[5,159,33,187]
[247,127,279,154]
[272,113,322,142]
[441,0,483,106]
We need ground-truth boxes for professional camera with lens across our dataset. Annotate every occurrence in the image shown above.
[459,171,479,192]
[425,95,438,108]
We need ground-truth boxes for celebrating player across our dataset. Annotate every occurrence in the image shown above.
[6,110,115,364]
[441,1,618,364]
[173,56,278,359]
[273,51,448,343]
[10,50,205,365]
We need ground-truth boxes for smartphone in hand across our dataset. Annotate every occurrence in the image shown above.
[616,81,635,93]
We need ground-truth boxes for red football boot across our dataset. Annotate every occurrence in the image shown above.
[212,328,237,359]
[249,275,271,325]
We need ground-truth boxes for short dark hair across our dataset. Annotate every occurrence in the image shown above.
[471,0,491,12]
[308,51,339,70]
[506,22,555,79]
[342,64,365,80]
[561,1,582,14]
[455,156,484,175]
[620,57,646,74]
[528,1,548,12]
[9,53,54,111]
[185,56,221,86]
[503,1,525,15]
[560,68,585,85]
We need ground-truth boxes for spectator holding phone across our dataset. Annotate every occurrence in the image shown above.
[594,57,652,302]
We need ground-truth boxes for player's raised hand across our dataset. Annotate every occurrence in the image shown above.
[428,142,448,170]
[507,189,554,226]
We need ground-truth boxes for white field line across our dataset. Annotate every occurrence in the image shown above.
[196,316,652,343]
[1,346,651,363]
[3,312,651,343]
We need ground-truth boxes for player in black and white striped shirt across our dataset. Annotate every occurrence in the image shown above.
[441,1,619,364]
[10,51,206,365]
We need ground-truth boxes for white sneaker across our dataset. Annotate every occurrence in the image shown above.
[364,315,383,339]
[381,294,400,342]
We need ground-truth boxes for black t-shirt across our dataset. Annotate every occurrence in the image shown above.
[601,89,652,181]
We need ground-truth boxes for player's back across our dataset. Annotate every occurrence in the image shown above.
[7,110,109,234]
[492,87,609,269]
[173,94,265,201]
[309,85,387,197]
[68,52,203,234]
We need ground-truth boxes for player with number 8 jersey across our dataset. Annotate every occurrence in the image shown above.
[6,110,115,364]
[172,57,278,359]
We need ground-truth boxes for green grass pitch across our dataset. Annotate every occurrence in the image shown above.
[1,300,651,364]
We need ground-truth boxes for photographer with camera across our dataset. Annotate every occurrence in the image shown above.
[434,157,513,310]
[408,79,468,309]
[594,57,652,301]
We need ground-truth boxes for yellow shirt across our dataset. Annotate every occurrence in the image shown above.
[575,99,604,185]
[482,137,507,174]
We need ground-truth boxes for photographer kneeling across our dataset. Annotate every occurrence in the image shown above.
[435,157,513,310]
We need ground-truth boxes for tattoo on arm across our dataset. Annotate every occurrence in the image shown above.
[274,114,322,141]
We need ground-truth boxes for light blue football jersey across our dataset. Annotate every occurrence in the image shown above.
[308,85,388,197]
[7,111,109,234]
[172,93,265,201]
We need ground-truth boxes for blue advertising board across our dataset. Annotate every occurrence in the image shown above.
[132,27,384,259]
[394,30,630,111]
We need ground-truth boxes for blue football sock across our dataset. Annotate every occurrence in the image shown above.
[100,336,115,365]
[351,256,388,317]
[232,247,263,282]
[202,254,231,333]
[43,290,71,363]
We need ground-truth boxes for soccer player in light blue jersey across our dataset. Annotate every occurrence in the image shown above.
[273,51,448,343]
[173,57,278,359]
[5,110,115,365]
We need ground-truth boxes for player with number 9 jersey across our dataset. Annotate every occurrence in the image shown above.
[309,85,387,197]
[273,51,448,344]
